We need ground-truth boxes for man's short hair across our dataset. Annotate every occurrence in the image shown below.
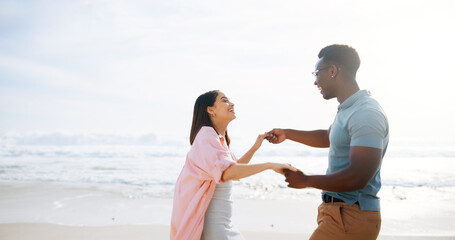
[318,44,360,75]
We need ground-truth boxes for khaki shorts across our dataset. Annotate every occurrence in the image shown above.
[310,202,381,240]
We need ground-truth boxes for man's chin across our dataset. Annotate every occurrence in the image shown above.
[322,94,335,100]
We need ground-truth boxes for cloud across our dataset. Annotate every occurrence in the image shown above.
[1,0,455,142]
[0,54,96,90]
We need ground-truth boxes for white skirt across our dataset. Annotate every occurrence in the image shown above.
[201,181,244,240]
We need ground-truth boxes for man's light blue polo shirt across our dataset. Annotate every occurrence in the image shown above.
[323,90,389,211]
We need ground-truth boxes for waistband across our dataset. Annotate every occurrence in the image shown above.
[322,193,358,205]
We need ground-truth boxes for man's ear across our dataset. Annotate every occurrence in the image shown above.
[330,65,338,79]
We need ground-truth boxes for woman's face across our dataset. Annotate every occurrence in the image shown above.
[207,92,236,122]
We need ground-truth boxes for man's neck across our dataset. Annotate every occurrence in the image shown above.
[336,80,360,104]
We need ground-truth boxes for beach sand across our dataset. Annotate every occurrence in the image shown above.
[0,181,454,240]
[1,223,455,240]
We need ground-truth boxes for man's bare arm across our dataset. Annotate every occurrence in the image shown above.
[285,146,382,191]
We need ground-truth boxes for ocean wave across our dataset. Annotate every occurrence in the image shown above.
[1,132,454,158]
[1,155,455,200]
[0,144,190,158]
[0,132,169,146]
[2,132,455,202]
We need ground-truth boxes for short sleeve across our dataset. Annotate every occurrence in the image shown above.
[349,109,388,149]
[189,134,236,183]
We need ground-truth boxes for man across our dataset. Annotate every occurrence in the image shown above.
[267,44,389,239]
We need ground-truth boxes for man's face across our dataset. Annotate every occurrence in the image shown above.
[313,59,336,100]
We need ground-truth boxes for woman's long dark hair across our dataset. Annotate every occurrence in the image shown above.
[190,90,230,146]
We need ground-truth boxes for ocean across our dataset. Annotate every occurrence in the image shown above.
[1,131,454,202]
[2,132,455,235]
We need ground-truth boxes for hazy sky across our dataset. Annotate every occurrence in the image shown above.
[1,0,454,146]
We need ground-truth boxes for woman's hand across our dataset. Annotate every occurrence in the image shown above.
[252,133,268,151]
[268,163,298,175]
[237,133,271,164]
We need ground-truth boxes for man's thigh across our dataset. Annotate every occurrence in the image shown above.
[310,202,381,240]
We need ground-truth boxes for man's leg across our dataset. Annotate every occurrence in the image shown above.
[310,202,381,240]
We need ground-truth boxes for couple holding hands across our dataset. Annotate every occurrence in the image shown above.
[171,44,389,240]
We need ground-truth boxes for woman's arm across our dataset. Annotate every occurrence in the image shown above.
[237,133,267,164]
[221,162,297,182]
[236,146,259,164]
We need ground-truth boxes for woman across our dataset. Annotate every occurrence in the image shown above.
[170,90,296,240]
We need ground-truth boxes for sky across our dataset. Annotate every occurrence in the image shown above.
[1,0,455,148]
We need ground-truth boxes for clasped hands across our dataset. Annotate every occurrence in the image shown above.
[265,129,309,189]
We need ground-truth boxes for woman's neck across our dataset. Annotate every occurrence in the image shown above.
[212,120,228,137]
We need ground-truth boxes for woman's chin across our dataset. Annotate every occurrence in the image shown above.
[227,115,236,122]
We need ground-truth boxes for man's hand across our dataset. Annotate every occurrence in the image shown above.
[284,169,308,189]
[266,128,286,144]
